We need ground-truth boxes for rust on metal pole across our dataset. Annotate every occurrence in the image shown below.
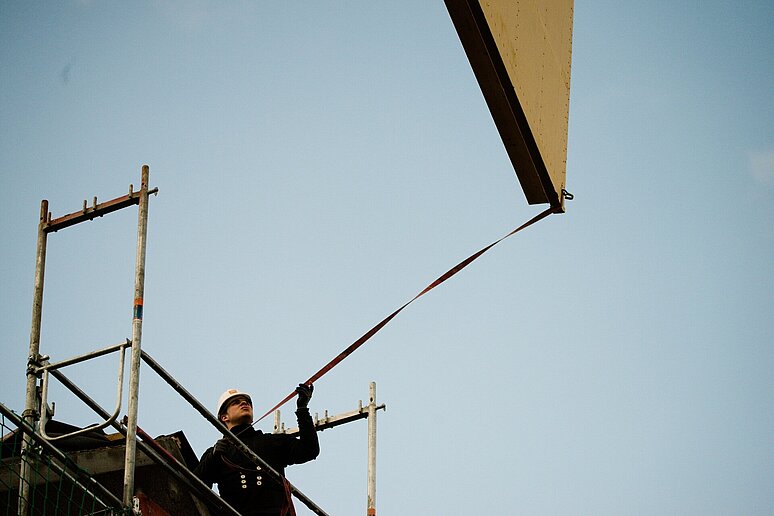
[123,165,151,508]
[42,185,158,234]
[18,200,50,516]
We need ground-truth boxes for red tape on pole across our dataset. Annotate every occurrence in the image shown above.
[257,206,556,422]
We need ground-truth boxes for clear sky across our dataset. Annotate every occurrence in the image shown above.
[1,1,772,515]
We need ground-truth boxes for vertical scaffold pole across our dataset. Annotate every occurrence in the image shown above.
[19,200,50,516]
[122,165,151,508]
[367,381,377,516]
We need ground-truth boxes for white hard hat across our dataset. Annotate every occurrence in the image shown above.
[216,388,252,415]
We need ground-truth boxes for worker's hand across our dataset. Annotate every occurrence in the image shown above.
[213,437,234,457]
[296,383,314,409]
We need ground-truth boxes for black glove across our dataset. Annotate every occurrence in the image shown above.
[296,383,313,409]
[213,437,234,457]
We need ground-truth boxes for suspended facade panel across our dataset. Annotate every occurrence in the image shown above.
[445,0,574,208]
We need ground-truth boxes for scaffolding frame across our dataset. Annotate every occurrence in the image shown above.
[20,165,154,514]
[273,382,385,516]
[15,165,381,515]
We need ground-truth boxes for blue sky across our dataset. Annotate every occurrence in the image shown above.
[1,1,772,514]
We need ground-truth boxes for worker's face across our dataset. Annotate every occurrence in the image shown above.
[221,395,253,429]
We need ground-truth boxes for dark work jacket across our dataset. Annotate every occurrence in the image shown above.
[194,408,319,516]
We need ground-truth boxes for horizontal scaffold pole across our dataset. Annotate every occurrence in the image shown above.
[43,186,159,234]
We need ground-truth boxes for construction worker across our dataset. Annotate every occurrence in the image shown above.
[195,384,319,516]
